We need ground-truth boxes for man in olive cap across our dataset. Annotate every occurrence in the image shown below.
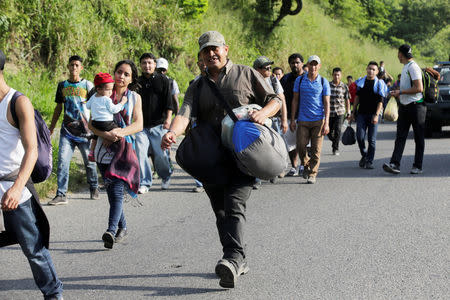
[162,31,281,288]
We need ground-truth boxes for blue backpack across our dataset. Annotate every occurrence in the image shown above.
[10,91,53,183]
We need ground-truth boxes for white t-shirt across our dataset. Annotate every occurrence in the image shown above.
[400,60,423,105]
[86,94,124,121]
[0,88,32,205]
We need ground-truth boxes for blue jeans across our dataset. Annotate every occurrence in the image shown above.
[356,113,379,163]
[98,163,127,234]
[3,199,63,299]
[135,125,173,188]
[56,133,98,196]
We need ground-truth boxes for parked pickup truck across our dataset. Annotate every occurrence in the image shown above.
[425,61,450,137]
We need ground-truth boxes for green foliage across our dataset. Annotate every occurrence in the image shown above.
[180,0,209,19]
[311,0,449,61]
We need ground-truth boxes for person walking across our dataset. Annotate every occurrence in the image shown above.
[280,53,306,176]
[253,55,288,187]
[161,31,281,288]
[349,61,386,169]
[89,60,143,249]
[47,55,99,205]
[383,44,425,174]
[0,49,63,300]
[136,53,173,193]
[290,55,330,184]
[328,67,350,155]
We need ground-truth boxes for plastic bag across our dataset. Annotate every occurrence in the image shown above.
[383,98,398,122]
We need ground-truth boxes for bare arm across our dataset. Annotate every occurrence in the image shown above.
[1,96,38,211]
[372,101,383,124]
[161,115,190,150]
[349,95,360,121]
[163,109,173,130]
[322,95,330,135]
[49,102,63,135]
[290,92,299,132]
[279,93,288,134]
[391,78,423,97]
[248,98,281,125]
[112,94,144,138]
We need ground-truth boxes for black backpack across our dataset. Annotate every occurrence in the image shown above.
[421,68,440,103]
[10,91,53,183]
[409,66,440,103]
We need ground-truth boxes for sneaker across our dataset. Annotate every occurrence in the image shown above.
[410,167,423,174]
[90,188,99,199]
[252,181,261,190]
[102,231,114,249]
[161,178,170,190]
[359,157,367,168]
[215,259,237,288]
[383,163,400,174]
[192,186,204,193]
[307,176,316,184]
[47,195,68,206]
[269,177,277,184]
[286,167,298,177]
[302,168,310,180]
[115,228,128,243]
[237,261,250,276]
[138,186,149,194]
[332,150,340,156]
[298,165,304,176]
[364,162,374,169]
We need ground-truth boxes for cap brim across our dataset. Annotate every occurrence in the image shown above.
[199,42,224,51]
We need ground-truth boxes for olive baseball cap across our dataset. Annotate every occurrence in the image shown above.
[198,31,226,51]
[307,55,321,64]
[253,56,274,69]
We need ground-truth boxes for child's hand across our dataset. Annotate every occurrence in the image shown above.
[121,96,128,104]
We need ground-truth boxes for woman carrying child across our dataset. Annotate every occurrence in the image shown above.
[88,60,143,249]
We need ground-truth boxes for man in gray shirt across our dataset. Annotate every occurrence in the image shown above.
[162,31,281,289]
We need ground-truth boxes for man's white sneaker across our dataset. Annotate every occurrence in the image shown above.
[138,186,149,194]
[410,167,423,174]
[161,178,170,190]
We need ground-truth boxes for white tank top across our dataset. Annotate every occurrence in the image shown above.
[0,88,32,204]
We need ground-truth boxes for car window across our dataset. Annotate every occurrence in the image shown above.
[439,68,450,85]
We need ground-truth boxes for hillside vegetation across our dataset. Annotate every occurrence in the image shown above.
[0,0,445,196]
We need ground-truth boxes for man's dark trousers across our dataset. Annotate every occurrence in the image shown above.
[328,114,345,152]
[390,102,426,169]
[203,166,254,268]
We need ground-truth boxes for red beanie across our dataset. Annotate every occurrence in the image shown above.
[94,72,114,87]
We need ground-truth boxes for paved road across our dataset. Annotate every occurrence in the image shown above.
[1,123,449,299]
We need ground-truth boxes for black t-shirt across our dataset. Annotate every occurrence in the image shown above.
[137,73,173,128]
[356,79,382,115]
[280,72,299,117]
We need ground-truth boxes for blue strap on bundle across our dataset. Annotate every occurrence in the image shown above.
[232,120,261,153]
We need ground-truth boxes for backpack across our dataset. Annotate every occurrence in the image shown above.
[408,64,440,103]
[421,68,440,103]
[10,91,53,183]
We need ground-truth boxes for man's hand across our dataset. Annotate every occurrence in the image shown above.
[248,110,267,125]
[348,112,355,122]
[1,187,21,211]
[281,120,288,134]
[390,90,400,98]
[322,123,330,135]
[110,128,124,139]
[289,120,297,132]
[372,114,379,124]
[161,131,176,150]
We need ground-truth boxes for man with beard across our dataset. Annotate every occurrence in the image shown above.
[280,53,306,176]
